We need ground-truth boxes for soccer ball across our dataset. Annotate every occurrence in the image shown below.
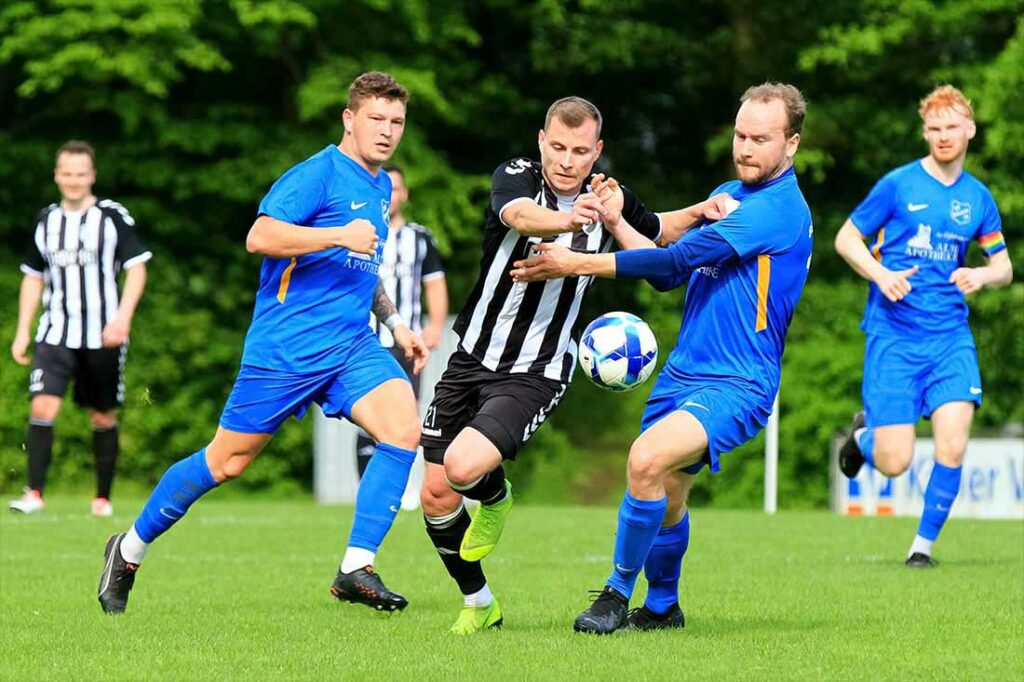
[578,312,658,392]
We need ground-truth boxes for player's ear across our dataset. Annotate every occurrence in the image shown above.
[594,139,604,161]
[538,129,546,153]
[786,133,801,158]
[342,108,355,135]
[966,119,977,140]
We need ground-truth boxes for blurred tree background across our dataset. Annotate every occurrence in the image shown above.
[1,0,1021,506]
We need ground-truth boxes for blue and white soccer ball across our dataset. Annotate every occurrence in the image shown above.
[578,312,658,392]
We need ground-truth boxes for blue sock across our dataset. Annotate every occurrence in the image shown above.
[133,449,218,543]
[606,492,667,599]
[857,428,876,467]
[347,443,416,552]
[916,462,962,541]
[643,511,690,614]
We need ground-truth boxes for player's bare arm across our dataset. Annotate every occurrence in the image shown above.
[510,243,616,282]
[590,175,657,251]
[373,280,429,373]
[501,193,607,237]
[11,273,44,365]
[102,263,147,348]
[949,249,1013,294]
[835,219,919,302]
[246,215,379,258]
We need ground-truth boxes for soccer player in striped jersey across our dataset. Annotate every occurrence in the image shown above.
[419,96,736,635]
[513,83,813,633]
[834,85,1012,568]
[97,72,428,615]
[10,140,151,517]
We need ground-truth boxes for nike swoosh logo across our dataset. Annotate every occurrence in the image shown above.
[437,547,458,555]
[969,387,982,395]
[683,401,709,411]
[389,505,399,513]
[907,203,929,212]
[351,201,367,210]
[936,504,949,512]
[615,563,635,574]
[159,507,182,520]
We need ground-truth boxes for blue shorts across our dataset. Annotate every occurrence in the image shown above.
[641,374,773,475]
[220,335,408,434]
[862,329,981,428]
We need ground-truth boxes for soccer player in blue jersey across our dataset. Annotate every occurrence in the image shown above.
[512,83,813,633]
[834,85,1012,568]
[97,72,429,614]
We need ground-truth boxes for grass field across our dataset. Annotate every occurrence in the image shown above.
[2,496,1022,680]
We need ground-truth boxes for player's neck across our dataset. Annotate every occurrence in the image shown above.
[61,194,96,212]
[921,155,964,187]
[336,140,381,176]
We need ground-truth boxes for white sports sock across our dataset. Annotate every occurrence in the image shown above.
[908,535,934,558]
[464,584,493,608]
[119,525,149,564]
[341,547,376,574]
[853,427,866,444]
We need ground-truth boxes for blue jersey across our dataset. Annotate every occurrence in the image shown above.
[663,167,813,402]
[241,145,392,372]
[849,160,1005,337]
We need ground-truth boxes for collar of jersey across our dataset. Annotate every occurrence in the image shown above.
[915,158,965,190]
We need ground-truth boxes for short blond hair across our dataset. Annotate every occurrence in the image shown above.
[919,85,974,120]
[545,96,603,138]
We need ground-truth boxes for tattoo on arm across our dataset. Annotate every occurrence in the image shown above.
[372,280,398,320]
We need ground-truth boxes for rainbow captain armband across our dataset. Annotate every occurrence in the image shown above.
[977,230,1006,256]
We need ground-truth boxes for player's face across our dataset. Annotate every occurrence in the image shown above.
[343,97,407,168]
[54,152,96,202]
[732,99,799,185]
[388,170,408,217]
[538,117,603,195]
[922,107,975,164]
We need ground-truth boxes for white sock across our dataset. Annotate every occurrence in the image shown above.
[119,525,149,564]
[853,427,866,445]
[464,584,493,608]
[908,535,934,558]
[341,547,376,574]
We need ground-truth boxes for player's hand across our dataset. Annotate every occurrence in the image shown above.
[510,243,578,282]
[949,267,987,295]
[11,330,31,365]
[422,323,444,349]
[591,174,624,228]
[335,219,380,256]
[873,265,918,302]
[393,325,429,374]
[703,192,739,221]
[101,316,130,347]
[567,193,607,232]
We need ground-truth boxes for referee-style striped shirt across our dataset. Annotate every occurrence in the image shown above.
[454,158,662,383]
[20,199,152,350]
[372,222,445,347]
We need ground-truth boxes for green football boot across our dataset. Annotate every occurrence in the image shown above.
[460,481,513,562]
[449,598,503,635]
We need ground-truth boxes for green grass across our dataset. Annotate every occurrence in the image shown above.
[2,497,1022,680]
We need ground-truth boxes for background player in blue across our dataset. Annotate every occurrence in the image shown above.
[97,72,429,614]
[834,85,1012,568]
[512,83,813,633]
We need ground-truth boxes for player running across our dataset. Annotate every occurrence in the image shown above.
[834,85,1012,568]
[513,83,812,633]
[97,72,428,615]
[419,96,735,635]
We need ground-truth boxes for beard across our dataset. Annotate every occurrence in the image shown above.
[734,156,788,185]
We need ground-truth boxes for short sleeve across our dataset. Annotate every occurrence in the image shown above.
[975,191,1006,256]
[849,174,897,238]
[708,205,799,261]
[20,211,48,277]
[621,186,662,241]
[108,204,152,269]
[490,159,538,224]
[420,230,445,280]
[258,156,329,225]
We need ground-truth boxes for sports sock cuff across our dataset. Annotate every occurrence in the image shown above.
[375,442,417,465]
[624,492,668,512]
[656,512,690,540]
[425,503,467,529]
[29,418,54,427]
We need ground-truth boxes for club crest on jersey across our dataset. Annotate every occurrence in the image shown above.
[950,200,971,226]
[381,199,390,224]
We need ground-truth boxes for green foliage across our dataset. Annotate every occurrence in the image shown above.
[0,0,1020,506]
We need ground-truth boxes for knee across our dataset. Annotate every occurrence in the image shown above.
[628,442,666,489]
[935,438,968,468]
[443,451,485,489]
[421,478,460,516]
[206,445,258,483]
[874,443,912,477]
[381,416,421,452]
[30,398,60,422]
[90,411,118,430]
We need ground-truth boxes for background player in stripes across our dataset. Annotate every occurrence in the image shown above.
[356,165,447,479]
[513,82,813,633]
[418,96,736,634]
[96,72,428,615]
[9,140,151,517]
[834,85,1013,568]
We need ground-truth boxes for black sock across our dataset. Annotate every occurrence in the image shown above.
[93,426,119,499]
[355,432,376,479]
[424,506,486,595]
[27,420,54,494]
[453,465,507,505]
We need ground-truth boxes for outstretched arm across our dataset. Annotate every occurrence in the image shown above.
[246,215,380,258]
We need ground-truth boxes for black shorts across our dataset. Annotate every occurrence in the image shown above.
[28,342,126,411]
[421,350,567,463]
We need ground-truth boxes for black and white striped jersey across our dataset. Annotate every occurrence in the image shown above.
[453,157,661,383]
[20,199,152,350]
[372,222,445,347]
